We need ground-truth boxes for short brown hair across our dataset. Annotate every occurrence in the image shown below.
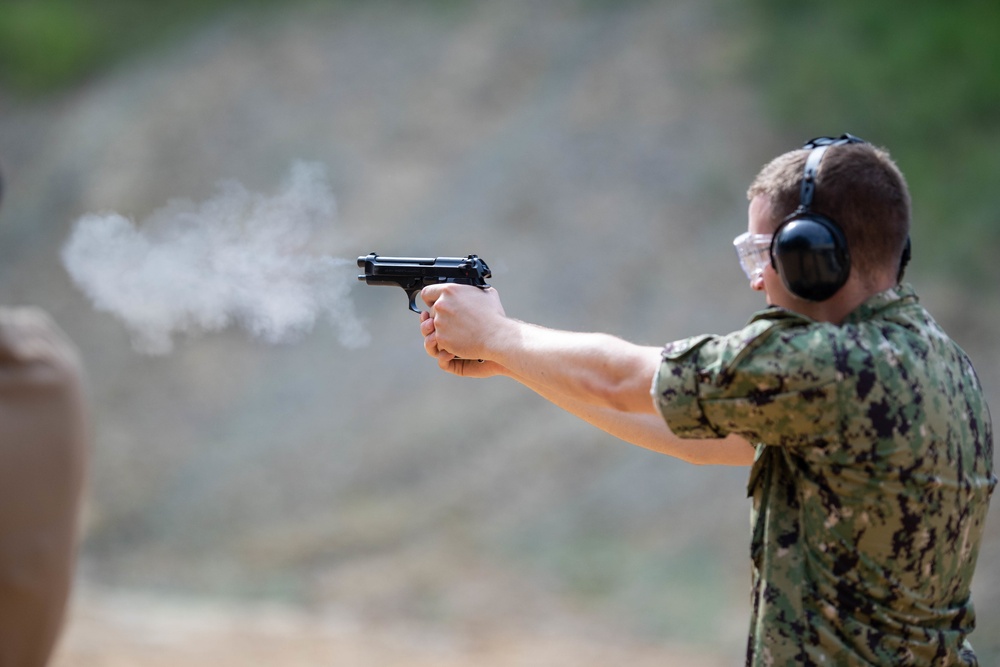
[747,142,911,282]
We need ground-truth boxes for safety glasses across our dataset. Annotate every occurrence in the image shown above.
[733,232,773,281]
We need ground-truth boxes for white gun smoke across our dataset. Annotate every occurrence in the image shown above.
[61,162,369,354]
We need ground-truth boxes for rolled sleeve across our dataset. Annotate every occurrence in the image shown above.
[652,334,721,438]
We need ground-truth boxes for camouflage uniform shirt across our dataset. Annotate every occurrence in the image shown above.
[653,284,995,666]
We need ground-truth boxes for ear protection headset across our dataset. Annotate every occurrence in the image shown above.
[769,134,865,301]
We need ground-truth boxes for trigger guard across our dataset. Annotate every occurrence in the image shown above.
[406,289,423,314]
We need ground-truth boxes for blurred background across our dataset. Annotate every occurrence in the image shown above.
[1,0,997,664]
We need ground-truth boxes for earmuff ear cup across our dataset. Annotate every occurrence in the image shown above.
[770,214,850,301]
[897,236,911,283]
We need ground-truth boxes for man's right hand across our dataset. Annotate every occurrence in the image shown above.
[420,282,508,363]
[419,309,506,378]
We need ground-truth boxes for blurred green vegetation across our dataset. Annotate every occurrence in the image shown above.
[0,0,474,95]
[745,0,1000,284]
[0,1,210,93]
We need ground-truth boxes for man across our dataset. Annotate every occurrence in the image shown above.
[418,136,995,664]
[0,163,89,666]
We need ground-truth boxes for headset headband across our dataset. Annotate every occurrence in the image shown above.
[798,134,865,210]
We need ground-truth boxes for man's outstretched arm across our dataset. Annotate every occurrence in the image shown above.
[420,285,754,466]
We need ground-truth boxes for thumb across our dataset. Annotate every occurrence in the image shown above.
[421,284,444,309]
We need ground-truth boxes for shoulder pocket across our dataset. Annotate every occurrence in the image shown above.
[660,333,715,362]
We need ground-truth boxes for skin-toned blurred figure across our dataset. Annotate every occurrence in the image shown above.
[0,162,88,666]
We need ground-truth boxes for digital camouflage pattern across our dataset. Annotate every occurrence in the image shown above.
[653,285,996,666]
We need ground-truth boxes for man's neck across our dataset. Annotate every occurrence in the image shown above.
[795,273,895,324]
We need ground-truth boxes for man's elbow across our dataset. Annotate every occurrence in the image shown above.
[691,435,756,467]
[656,433,756,467]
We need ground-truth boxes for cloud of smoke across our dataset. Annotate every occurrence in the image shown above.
[62,162,369,354]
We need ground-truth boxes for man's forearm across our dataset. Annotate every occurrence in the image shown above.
[490,321,664,414]
[500,365,754,466]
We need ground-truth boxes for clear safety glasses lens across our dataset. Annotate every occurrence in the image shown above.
[733,232,773,281]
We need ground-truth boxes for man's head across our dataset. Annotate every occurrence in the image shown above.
[745,139,911,294]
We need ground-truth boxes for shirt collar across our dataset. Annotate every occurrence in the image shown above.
[841,283,919,325]
[746,283,919,327]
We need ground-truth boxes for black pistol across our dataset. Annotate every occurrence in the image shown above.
[357,253,492,313]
